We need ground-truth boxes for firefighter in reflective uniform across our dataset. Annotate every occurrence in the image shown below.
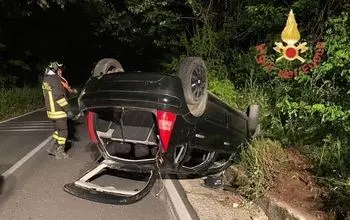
[42,62,72,159]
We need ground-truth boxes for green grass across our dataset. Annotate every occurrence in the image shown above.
[237,138,287,200]
[234,86,270,113]
[0,86,44,121]
[302,140,350,218]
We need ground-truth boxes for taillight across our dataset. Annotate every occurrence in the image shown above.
[87,111,98,144]
[156,111,177,153]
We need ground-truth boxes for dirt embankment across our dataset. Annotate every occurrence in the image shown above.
[226,148,333,220]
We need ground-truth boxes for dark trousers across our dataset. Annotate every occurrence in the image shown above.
[52,118,68,146]
[67,118,76,140]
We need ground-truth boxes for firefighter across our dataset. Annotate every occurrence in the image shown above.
[42,61,73,159]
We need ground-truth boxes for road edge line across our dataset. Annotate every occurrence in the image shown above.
[0,108,45,124]
[163,177,197,220]
[1,136,52,179]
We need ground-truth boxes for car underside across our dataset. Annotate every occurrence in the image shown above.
[64,57,261,205]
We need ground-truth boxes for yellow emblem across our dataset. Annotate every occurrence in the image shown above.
[274,10,308,63]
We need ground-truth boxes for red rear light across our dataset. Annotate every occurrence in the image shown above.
[87,111,98,144]
[156,110,176,153]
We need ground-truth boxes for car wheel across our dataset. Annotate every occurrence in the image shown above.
[92,58,124,78]
[246,104,261,137]
[177,57,208,117]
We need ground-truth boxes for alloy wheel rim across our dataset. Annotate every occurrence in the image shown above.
[191,67,206,102]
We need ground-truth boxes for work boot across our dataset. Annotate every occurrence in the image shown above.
[46,141,57,156]
[55,145,70,159]
[67,136,80,143]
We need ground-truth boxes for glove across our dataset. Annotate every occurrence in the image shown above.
[67,110,74,119]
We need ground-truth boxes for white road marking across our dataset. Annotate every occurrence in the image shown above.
[164,178,194,220]
[0,123,51,127]
[0,119,53,132]
[0,108,45,124]
[0,125,53,128]
[1,136,52,179]
[0,129,53,132]
[4,121,51,124]
[0,124,52,127]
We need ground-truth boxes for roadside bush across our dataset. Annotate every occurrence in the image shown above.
[166,24,237,107]
[273,11,350,181]
[241,11,350,217]
[0,74,17,88]
[208,75,236,107]
[0,86,44,121]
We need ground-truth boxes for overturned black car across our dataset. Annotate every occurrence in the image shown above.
[64,57,261,204]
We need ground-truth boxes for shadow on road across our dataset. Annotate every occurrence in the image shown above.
[0,175,3,194]
[67,119,80,143]
[0,174,18,207]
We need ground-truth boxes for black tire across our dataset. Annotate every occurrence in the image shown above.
[246,104,261,137]
[177,57,208,117]
[92,58,124,78]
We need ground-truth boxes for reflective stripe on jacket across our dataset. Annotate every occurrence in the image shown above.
[42,74,68,119]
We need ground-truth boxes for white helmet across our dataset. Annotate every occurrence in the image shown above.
[48,61,63,72]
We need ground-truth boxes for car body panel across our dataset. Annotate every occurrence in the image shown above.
[79,71,250,175]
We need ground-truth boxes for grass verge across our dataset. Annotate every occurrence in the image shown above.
[0,86,44,121]
[303,142,350,218]
[237,138,288,200]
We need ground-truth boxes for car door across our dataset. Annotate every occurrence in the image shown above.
[192,99,231,152]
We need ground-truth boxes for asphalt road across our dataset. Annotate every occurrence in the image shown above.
[0,110,53,174]
[0,109,195,220]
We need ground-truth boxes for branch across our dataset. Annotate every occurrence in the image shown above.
[180,16,202,21]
